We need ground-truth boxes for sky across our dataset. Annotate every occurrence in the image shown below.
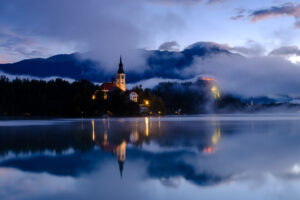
[1,0,300,97]
[0,0,300,64]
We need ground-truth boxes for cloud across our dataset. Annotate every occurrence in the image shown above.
[248,3,300,29]
[207,0,229,4]
[0,0,186,72]
[230,40,265,57]
[230,15,245,20]
[0,28,50,62]
[127,76,198,89]
[250,3,300,22]
[182,53,300,97]
[232,3,300,28]
[0,70,76,83]
[295,20,300,29]
[269,46,300,56]
[230,8,246,21]
[158,41,180,51]
[148,0,229,5]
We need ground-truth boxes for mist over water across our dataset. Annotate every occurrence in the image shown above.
[0,115,300,199]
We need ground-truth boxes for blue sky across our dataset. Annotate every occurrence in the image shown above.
[144,0,300,50]
[0,0,300,63]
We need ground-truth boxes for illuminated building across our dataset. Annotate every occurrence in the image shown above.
[116,57,126,91]
[128,91,138,102]
[96,57,138,102]
[211,85,221,99]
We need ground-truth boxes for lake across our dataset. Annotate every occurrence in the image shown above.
[0,114,300,200]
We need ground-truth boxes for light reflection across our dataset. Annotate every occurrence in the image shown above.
[158,116,161,129]
[203,123,221,154]
[130,130,139,143]
[145,117,149,136]
[92,120,95,142]
[212,127,221,145]
[3,116,300,198]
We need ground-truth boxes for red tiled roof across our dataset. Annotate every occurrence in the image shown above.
[100,82,117,91]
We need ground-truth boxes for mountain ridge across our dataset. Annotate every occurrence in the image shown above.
[0,42,237,83]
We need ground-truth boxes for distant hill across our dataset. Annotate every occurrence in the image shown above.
[0,42,237,83]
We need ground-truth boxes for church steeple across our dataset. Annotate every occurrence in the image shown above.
[116,56,126,91]
[118,56,124,73]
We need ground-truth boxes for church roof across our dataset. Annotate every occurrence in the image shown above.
[118,56,125,74]
[100,82,117,91]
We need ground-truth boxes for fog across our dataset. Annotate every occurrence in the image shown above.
[181,54,300,97]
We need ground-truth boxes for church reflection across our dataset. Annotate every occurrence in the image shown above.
[90,117,161,178]
[0,117,223,179]
[91,117,223,177]
[92,118,128,177]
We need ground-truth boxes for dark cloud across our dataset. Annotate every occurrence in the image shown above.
[158,41,180,51]
[230,15,245,20]
[249,3,300,26]
[269,46,300,56]
[232,3,300,28]
[230,8,246,20]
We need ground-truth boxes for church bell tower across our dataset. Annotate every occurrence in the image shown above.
[116,56,126,91]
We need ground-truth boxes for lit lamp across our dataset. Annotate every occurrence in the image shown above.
[144,100,149,106]
[92,94,96,100]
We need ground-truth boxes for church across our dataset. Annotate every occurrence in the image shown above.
[99,57,138,102]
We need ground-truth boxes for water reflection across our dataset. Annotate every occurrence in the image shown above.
[1,115,300,199]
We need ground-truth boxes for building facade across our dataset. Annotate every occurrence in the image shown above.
[129,91,138,102]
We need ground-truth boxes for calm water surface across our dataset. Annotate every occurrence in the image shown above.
[1,114,300,200]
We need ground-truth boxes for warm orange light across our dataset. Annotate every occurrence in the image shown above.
[202,77,215,81]
[92,94,96,100]
[92,120,95,141]
[103,93,108,100]
[203,146,215,154]
[145,117,149,136]
[144,100,149,105]
[211,86,221,99]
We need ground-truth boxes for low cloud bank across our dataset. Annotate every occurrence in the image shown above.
[0,71,76,83]
[183,54,300,97]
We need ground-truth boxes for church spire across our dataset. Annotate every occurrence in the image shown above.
[118,56,124,73]
[118,161,124,178]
